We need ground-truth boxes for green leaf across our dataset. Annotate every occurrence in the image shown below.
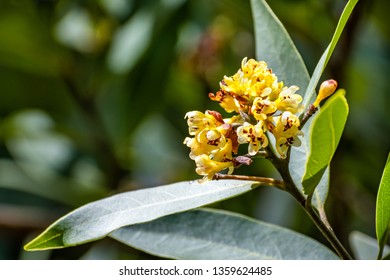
[311,167,330,222]
[250,0,310,92]
[302,0,359,108]
[349,231,390,260]
[251,0,328,212]
[290,133,331,212]
[250,0,335,212]
[302,90,349,195]
[24,180,259,251]
[376,153,390,259]
[110,208,339,260]
[290,0,358,209]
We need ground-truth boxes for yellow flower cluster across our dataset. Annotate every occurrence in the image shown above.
[184,57,304,179]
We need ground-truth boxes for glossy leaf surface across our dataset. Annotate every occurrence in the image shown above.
[302,90,349,195]
[376,153,390,259]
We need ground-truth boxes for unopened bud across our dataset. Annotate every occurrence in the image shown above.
[313,79,338,107]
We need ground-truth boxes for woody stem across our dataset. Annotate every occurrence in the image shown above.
[299,104,318,130]
[266,150,352,260]
[213,173,285,191]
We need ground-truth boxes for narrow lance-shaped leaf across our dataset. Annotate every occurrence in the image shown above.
[24,180,260,251]
[111,208,339,260]
[250,0,329,212]
[302,0,359,108]
[376,153,390,259]
[302,90,349,195]
[250,0,310,92]
[290,0,359,211]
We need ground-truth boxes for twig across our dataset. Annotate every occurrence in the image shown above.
[263,145,353,259]
[213,173,285,190]
[304,201,353,260]
[299,104,318,130]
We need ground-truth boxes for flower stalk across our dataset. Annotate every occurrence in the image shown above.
[213,173,285,191]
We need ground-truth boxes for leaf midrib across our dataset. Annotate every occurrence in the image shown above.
[60,182,259,242]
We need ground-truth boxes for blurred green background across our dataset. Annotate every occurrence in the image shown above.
[0,0,388,259]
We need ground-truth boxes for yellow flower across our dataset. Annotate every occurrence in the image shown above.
[209,90,242,113]
[194,154,234,179]
[241,57,268,77]
[185,110,223,136]
[237,121,268,156]
[210,137,234,162]
[215,57,283,113]
[185,57,307,179]
[194,137,234,179]
[275,86,303,114]
[271,112,303,158]
[274,111,300,131]
[223,114,244,125]
[184,125,229,159]
[185,134,234,179]
[251,97,277,121]
[184,110,235,178]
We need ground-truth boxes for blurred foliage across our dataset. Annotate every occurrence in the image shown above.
[0,0,388,259]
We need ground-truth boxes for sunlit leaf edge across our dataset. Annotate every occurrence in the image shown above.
[376,152,390,259]
[302,90,349,195]
[287,0,359,211]
[24,179,260,251]
[250,0,310,93]
[302,0,359,108]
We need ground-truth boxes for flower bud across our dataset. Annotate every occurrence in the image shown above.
[313,79,338,107]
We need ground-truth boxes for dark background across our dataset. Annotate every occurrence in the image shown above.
[0,0,389,259]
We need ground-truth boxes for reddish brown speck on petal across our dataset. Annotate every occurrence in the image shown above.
[207,110,224,124]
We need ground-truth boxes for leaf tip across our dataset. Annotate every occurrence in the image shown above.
[23,228,66,251]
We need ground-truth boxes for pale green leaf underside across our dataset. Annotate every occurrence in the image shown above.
[349,231,390,260]
[290,123,331,213]
[302,90,349,195]
[376,153,390,259]
[24,180,259,251]
[303,0,359,108]
[250,0,310,92]
[251,0,329,212]
[290,0,358,210]
[111,208,339,260]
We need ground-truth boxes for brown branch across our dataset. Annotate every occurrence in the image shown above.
[213,173,285,190]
